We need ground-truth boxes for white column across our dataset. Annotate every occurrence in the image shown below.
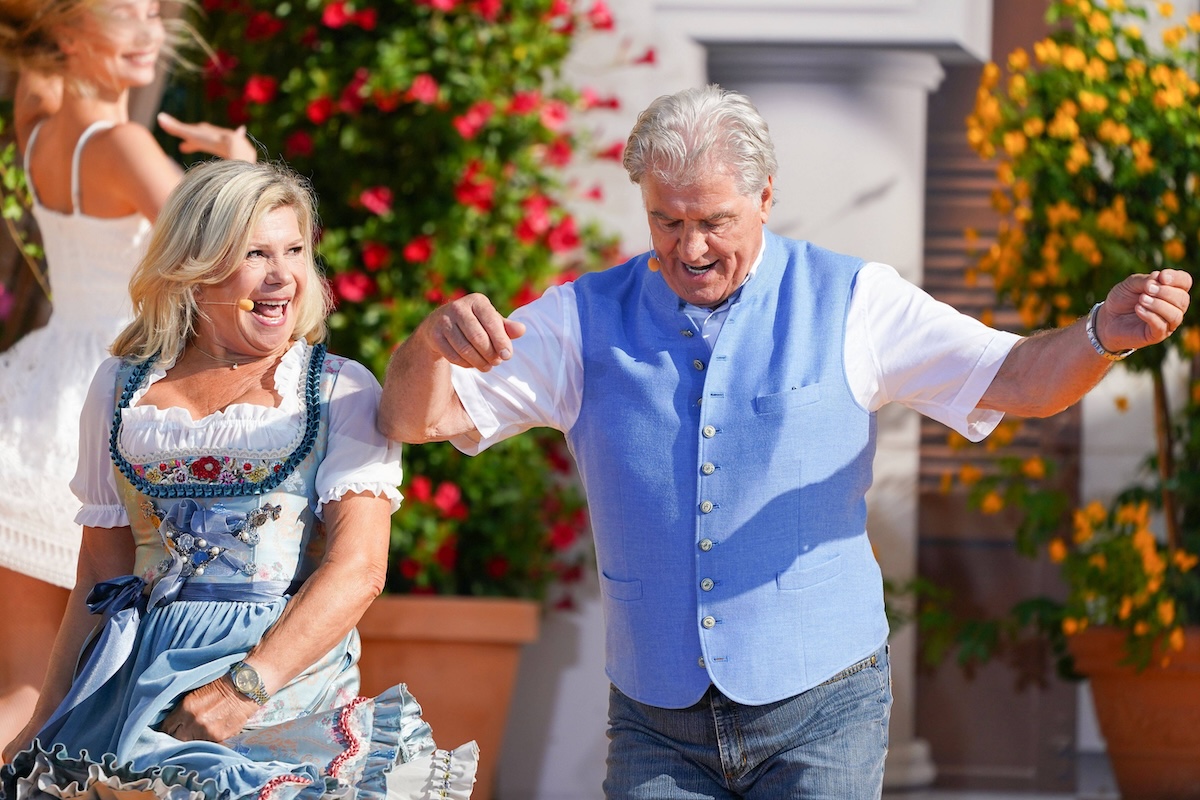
[706,45,943,790]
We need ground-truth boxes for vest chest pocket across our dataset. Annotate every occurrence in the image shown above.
[753,383,821,415]
[777,554,842,591]
[601,572,643,602]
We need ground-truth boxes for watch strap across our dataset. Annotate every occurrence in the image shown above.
[1086,302,1135,361]
[229,660,270,705]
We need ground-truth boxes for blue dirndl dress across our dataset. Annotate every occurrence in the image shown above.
[1,342,477,800]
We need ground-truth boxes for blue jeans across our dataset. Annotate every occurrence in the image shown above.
[603,644,891,799]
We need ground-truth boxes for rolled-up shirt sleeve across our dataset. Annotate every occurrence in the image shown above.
[72,357,128,529]
[315,359,404,517]
[449,284,583,455]
[847,262,1021,441]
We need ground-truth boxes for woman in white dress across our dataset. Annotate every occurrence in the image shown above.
[0,0,255,750]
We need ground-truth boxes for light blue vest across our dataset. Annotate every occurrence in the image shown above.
[568,230,889,708]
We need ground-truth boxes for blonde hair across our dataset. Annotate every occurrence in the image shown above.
[111,160,332,364]
[0,0,196,81]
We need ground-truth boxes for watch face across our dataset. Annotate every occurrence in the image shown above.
[233,665,259,692]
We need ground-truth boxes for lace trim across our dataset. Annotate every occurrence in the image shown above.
[109,344,327,499]
[257,774,313,800]
[117,342,313,464]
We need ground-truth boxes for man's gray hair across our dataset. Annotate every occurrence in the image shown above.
[622,84,778,197]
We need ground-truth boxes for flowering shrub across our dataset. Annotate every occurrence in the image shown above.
[169,0,630,604]
[952,0,1200,668]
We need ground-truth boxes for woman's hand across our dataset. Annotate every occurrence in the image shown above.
[160,674,260,743]
[2,714,49,764]
[157,113,259,163]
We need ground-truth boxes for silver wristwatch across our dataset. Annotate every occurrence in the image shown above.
[229,660,270,705]
[1086,302,1136,361]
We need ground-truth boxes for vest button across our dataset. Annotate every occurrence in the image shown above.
[698,656,706,668]
[693,359,705,371]
[699,538,713,551]
[701,462,715,475]
[702,425,716,438]
[699,500,714,514]
[681,329,694,338]
[700,578,714,591]
[701,616,716,629]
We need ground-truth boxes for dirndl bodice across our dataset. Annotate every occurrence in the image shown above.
[0,344,477,800]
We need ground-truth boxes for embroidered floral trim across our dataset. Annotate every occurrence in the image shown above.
[326,696,371,778]
[257,773,313,800]
[109,345,328,499]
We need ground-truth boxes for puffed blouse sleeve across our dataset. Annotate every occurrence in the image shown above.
[315,358,404,518]
[72,357,129,529]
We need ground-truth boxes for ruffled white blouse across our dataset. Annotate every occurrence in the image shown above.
[72,341,403,529]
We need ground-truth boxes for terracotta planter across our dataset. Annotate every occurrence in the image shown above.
[356,595,540,800]
[1068,626,1200,799]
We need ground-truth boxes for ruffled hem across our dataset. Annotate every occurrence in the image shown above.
[73,504,130,530]
[316,484,403,518]
[1,685,477,800]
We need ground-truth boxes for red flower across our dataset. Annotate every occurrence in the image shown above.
[399,557,422,580]
[420,0,458,9]
[245,11,284,40]
[362,241,391,271]
[306,96,335,125]
[545,0,570,17]
[539,99,569,132]
[359,186,393,215]
[508,89,541,115]
[352,7,376,29]
[433,481,464,517]
[511,283,541,308]
[595,140,625,161]
[243,75,277,104]
[515,194,552,243]
[587,0,614,29]
[543,136,573,167]
[339,68,370,114]
[475,0,501,21]
[331,271,376,303]
[453,100,494,139]
[190,456,222,481]
[434,539,458,571]
[406,73,439,105]
[454,162,495,212]
[403,235,434,263]
[583,183,604,201]
[283,131,314,159]
[549,521,579,551]
[409,475,433,503]
[579,88,619,110]
[322,0,351,28]
[485,556,510,579]
[373,88,403,112]
[633,47,657,65]
[547,216,580,253]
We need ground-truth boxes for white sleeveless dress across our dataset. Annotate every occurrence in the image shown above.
[0,121,152,587]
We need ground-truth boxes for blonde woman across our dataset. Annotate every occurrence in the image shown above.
[0,0,254,750]
[2,159,477,799]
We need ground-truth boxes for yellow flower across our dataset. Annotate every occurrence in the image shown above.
[1078,90,1109,113]
[1073,509,1095,544]
[1155,85,1185,109]
[1048,110,1080,139]
[1162,190,1180,212]
[1119,596,1134,620]
[1170,627,1186,651]
[1021,457,1046,480]
[1061,45,1088,71]
[959,463,983,485]
[1023,117,1045,138]
[1097,196,1128,237]
[996,161,1015,186]
[1119,501,1150,528]
[1114,395,1130,412]
[1008,74,1028,102]
[1003,130,1028,157]
[1159,2,1175,16]
[1096,38,1118,60]
[1174,549,1199,572]
[980,308,994,326]
[1110,0,1127,9]
[1049,539,1069,563]
[1008,48,1030,72]
[1066,141,1091,174]
[1163,25,1187,47]
[1034,38,1061,65]
[980,61,1001,89]
[1190,12,1200,31]
[1158,599,1176,627]
[939,471,953,495]
[1071,231,1098,259]
[1089,553,1107,570]
[1126,59,1147,80]
[1134,621,1150,636]
[1046,200,1081,227]
[1089,11,1112,33]
[980,490,1005,515]
[1164,239,1186,261]
[1126,24,1142,39]
[1132,139,1155,173]
[1180,326,1200,355]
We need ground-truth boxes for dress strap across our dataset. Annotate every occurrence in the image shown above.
[71,120,116,215]
[23,121,44,206]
